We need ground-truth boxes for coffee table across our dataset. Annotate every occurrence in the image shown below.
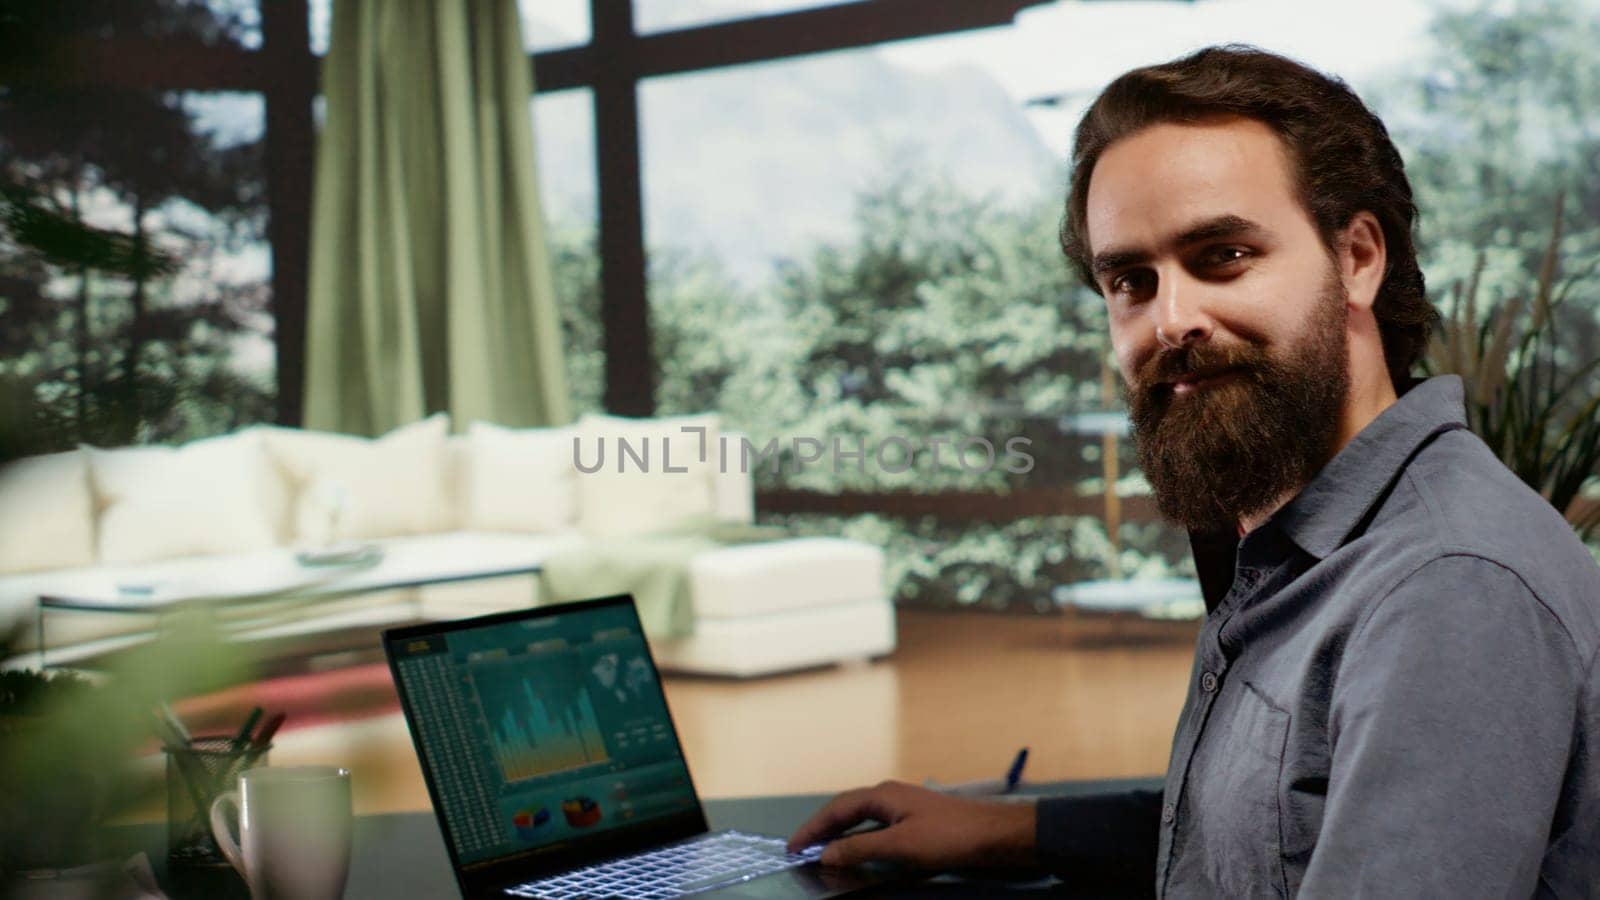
[99,779,1163,898]
[33,536,545,668]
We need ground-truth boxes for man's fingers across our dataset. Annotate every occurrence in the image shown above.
[787,787,875,850]
[786,784,900,851]
[819,826,903,867]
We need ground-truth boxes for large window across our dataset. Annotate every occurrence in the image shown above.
[579,0,1600,607]
[534,88,603,415]
[519,0,591,51]
[627,41,1155,609]
[0,2,274,450]
[8,0,1596,601]
[634,1,839,33]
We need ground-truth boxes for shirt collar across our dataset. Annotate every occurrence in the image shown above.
[1187,374,1470,609]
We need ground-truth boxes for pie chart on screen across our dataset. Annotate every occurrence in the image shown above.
[562,797,603,828]
[512,807,552,840]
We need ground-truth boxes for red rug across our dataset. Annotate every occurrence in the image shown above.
[170,663,401,739]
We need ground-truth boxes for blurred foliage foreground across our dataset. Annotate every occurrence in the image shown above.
[0,618,252,878]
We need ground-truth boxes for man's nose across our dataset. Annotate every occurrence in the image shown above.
[1153,270,1214,350]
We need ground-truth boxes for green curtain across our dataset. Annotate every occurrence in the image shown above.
[304,0,571,435]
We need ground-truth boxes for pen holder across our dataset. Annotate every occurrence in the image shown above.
[164,735,272,868]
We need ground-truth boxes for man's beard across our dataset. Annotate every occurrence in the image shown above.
[1123,271,1351,534]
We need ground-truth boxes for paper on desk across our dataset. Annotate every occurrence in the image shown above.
[923,777,1036,801]
[3,853,169,900]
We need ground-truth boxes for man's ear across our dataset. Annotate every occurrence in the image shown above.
[1338,211,1386,313]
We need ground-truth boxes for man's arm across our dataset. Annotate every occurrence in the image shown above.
[1301,554,1579,896]
[1034,789,1162,894]
[786,781,1161,893]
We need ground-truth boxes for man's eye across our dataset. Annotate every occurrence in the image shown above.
[1111,270,1155,297]
[1203,246,1250,266]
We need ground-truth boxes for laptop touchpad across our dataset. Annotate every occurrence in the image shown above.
[706,862,908,899]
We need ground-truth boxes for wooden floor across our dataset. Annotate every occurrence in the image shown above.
[260,609,1199,815]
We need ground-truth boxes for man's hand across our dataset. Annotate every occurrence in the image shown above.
[785,780,1037,869]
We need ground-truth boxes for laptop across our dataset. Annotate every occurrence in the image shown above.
[383,595,902,899]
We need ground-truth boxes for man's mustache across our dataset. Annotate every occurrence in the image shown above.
[1136,344,1265,392]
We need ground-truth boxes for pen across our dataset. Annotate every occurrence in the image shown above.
[159,702,192,743]
[231,706,264,753]
[236,712,286,772]
[153,712,212,815]
[921,746,1033,798]
[1005,747,1029,792]
[150,710,187,749]
[251,712,286,751]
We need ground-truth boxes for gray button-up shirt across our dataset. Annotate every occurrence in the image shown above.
[1035,375,1600,897]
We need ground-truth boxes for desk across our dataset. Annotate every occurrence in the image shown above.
[107,778,1162,898]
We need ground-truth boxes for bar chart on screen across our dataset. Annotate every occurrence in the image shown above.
[473,656,611,783]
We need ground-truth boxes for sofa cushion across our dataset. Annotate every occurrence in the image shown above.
[711,430,756,525]
[686,537,885,619]
[461,422,577,533]
[575,413,720,538]
[85,432,282,565]
[442,433,469,532]
[259,415,450,543]
[0,450,96,575]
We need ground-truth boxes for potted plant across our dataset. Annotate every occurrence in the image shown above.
[1424,193,1600,543]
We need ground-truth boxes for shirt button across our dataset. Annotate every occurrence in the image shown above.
[1161,803,1176,825]
[1200,671,1219,693]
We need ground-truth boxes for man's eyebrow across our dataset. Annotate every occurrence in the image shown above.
[1090,214,1267,278]
[1090,247,1149,278]
[1175,214,1264,246]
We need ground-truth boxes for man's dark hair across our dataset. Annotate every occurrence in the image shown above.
[1061,45,1436,390]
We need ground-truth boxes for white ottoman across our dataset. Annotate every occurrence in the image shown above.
[650,537,895,677]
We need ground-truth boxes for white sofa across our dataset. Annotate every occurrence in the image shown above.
[0,413,895,677]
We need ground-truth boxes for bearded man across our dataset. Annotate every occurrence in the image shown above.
[788,46,1600,897]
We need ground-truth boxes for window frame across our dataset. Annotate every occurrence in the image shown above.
[7,0,1186,525]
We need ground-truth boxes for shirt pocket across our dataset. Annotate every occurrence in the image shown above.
[1193,680,1293,898]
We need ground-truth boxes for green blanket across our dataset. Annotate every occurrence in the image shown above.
[535,518,787,639]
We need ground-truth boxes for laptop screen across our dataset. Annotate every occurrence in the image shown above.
[386,599,700,871]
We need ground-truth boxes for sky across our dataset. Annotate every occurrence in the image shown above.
[520,0,1447,159]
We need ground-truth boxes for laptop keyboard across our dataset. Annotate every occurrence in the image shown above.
[505,830,824,899]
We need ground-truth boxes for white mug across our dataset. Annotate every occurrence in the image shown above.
[210,765,353,900]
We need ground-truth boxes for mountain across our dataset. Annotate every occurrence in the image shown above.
[530,10,1061,282]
